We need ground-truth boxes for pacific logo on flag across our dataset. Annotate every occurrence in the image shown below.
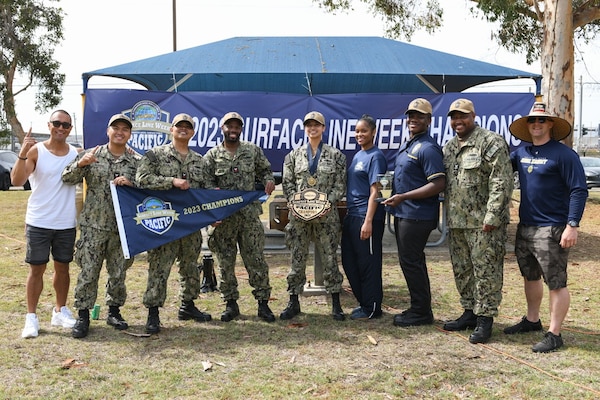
[134,197,178,235]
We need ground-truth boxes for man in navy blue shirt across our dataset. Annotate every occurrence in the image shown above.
[383,98,445,327]
[506,102,588,352]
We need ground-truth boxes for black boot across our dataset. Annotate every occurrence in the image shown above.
[106,306,128,330]
[257,300,275,322]
[221,300,240,322]
[200,254,218,293]
[279,295,301,320]
[443,309,477,331]
[331,292,345,321]
[469,316,494,344]
[145,306,160,334]
[72,309,90,339]
[178,300,212,322]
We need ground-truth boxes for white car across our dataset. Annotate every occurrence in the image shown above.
[580,156,600,189]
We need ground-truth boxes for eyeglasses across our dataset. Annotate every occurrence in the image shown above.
[50,120,72,129]
[527,117,550,124]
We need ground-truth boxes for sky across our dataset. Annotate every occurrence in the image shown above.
[12,0,600,142]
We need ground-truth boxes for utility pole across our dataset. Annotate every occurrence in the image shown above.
[575,75,583,153]
[172,0,177,52]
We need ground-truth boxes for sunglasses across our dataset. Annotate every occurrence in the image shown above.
[527,117,551,124]
[50,120,72,129]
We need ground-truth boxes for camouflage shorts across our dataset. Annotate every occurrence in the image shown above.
[515,225,569,290]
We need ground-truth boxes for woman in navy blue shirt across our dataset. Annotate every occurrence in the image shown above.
[341,114,387,319]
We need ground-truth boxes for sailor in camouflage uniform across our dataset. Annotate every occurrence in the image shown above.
[62,114,139,339]
[442,99,513,344]
[203,112,276,323]
[136,113,211,334]
[280,111,347,321]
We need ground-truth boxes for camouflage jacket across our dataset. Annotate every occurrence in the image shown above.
[62,144,139,231]
[202,141,274,217]
[136,143,204,190]
[443,126,513,229]
[283,142,346,222]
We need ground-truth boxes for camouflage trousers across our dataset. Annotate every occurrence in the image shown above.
[208,212,271,301]
[143,231,203,307]
[448,225,507,317]
[284,218,344,295]
[73,227,134,310]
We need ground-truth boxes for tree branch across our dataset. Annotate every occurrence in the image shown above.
[573,2,600,29]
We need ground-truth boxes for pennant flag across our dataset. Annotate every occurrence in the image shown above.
[110,182,265,258]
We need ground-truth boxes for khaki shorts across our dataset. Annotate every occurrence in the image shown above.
[515,224,569,290]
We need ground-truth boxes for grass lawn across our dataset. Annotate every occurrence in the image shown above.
[1,190,599,399]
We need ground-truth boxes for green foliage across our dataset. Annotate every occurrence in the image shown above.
[471,0,542,64]
[0,0,65,134]
[316,1,600,66]
[473,0,600,65]
[316,0,443,40]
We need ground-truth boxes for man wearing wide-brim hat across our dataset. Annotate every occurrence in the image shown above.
[504,102,588,353]
[509,102,572,143]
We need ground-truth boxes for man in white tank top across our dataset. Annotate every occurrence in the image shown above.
[11,110,79,338]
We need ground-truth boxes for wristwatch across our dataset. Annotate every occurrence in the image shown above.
[567,220,579,228]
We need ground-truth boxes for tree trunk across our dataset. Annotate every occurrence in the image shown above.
[2,64,26,145]
[541,0,575,148]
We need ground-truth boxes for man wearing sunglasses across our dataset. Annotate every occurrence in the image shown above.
[11,110,80,338]
[505,102,588,352]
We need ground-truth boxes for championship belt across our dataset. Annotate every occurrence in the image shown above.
[289,188,331,221]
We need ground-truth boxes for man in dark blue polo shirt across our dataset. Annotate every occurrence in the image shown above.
[383,98,446,327]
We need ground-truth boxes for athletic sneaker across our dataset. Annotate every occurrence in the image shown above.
[503,316,542,334]
[22,313,39,339]
[51,306,77,328]
[532,331,563,353]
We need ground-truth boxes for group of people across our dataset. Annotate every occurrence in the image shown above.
[13,98,587,354]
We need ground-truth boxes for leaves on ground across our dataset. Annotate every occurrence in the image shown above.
[61,358,87,369]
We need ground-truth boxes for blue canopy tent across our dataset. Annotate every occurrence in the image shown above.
[81,36,540,250]
[82,36,541,94]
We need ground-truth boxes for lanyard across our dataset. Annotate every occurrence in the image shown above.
[307,142,323,175]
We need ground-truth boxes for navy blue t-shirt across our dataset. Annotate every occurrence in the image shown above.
[511,140,587,226]
[391,132,445,220]
[346,146,387,220]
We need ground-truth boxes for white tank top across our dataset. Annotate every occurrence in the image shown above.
[25,142,79,229]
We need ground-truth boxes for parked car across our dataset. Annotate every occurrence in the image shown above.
[0,150,31,191]
[580,156,600,189]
